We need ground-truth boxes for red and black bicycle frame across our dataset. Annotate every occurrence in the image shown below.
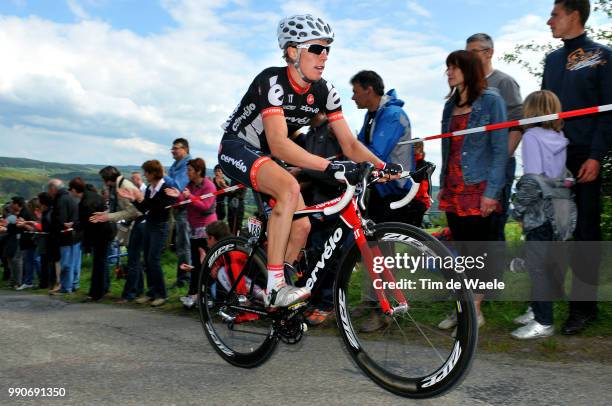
[293,193,408,315]
[219,190,408,317]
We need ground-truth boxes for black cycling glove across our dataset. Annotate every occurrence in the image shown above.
[325,161,361,185]
[382,162,403,176]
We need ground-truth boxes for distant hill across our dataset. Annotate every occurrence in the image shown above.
[0,157,174,203]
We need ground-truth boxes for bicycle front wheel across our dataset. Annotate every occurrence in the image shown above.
[334,222,478,398]
[199,237,278,368]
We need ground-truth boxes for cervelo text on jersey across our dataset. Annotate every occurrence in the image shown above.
[221,67,343,152]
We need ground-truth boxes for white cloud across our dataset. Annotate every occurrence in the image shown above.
[406,1,431,18]
[0,2,450,177]
[0,8,254,167]
[111,137,167,156]
[279,0,329,20]
[66,0,91,21]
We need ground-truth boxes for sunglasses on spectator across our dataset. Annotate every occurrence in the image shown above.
[470,48,490,53]
[296,43,331,55]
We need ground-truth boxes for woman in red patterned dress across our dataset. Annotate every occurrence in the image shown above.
[436,50,509,333]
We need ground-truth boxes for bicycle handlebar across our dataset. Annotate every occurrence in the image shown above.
[389,172,419,210]
[323,172,356,216]
[370,162,435,210]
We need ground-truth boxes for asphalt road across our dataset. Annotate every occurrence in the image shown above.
[1,291,611,406]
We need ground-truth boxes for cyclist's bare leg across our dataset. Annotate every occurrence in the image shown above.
[285,193,310,265]
[253,160,310,307]
[255,161,300,267]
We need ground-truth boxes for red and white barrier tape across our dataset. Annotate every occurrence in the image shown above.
[24,228,74,235]
[165,184,245,209]
[398,104,612,145]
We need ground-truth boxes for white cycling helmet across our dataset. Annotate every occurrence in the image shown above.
[277,14,334,49]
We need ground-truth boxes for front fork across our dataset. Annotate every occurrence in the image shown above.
[341,201,409,316]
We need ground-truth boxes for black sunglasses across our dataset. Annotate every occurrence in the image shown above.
[296,43,331,55]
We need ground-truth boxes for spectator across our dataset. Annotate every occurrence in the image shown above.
[436,50,508,334]
[119,160,177,307]
[213,164,229,222]
[542,0,611,335]
[511,90,575,339]
[466,33,524,241]
[350,70,412,332]
[206,220,231,246]
[5,196,32,288]
[0,205,9,282]
[350,70,413,225]
[406,141,433,228]
[48,178,82,295]
[37,192,59,290]
[131,171,147,194]
[166,158,217,309]
[90,166,144,303]
[15,198,42,290]
[226,179,246,235]
[69,178,115,301]
[168,137,192,288]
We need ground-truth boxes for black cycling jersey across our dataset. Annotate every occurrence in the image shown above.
[221,66,344,153]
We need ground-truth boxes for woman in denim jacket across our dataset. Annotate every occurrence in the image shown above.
[436,50,509,334]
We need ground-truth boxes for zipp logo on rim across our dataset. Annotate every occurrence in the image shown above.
[381,233,438,257]
[208,244,234,268]
[206,322,234,357]
[339,289,359,350]
[421,341,462,388]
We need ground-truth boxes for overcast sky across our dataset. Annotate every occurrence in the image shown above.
[0,0,609,180]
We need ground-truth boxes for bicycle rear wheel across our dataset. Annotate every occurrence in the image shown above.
[199,237,278,368]
[334,222,478,398]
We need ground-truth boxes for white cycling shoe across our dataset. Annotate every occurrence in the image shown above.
[265,285,311,308]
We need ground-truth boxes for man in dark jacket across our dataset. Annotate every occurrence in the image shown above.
[70,178,114,301]
[542,0,612,334]
[5,196,33,288]
[48,179,82,294]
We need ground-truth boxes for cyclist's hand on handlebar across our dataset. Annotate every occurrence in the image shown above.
[376,162,403,182]
[325,161,361,185]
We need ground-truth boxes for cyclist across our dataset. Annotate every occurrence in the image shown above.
[218,14,400,308]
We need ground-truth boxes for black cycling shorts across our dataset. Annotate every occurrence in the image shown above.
[218,138,272,191]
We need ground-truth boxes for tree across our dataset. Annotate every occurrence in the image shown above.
[502,0,611,239]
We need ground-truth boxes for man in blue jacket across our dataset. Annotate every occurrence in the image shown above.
[350,70,413,333]
[168,137,192,288]
[542,0,611,335]
[351,70,413,224]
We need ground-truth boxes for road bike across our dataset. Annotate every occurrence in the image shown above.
[198,162,478,398]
